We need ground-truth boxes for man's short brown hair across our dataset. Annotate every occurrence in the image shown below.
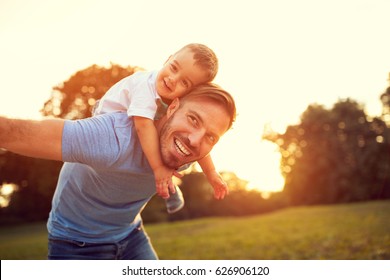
[181,83,236,130]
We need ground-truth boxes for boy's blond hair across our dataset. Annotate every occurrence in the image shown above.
[175,43,219,82]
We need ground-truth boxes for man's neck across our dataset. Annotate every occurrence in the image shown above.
[154,116,165,135]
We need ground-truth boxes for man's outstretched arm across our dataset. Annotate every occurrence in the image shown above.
[0,116,65,161]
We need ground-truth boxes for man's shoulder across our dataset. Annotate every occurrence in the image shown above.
[95,112,133,128]
[65,112,132,132]
[62,112,145,172]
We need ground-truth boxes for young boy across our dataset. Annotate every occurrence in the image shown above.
[94,43,228,213]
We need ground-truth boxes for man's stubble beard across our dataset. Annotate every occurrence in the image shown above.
[159,116,181,169]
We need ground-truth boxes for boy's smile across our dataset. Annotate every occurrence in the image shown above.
[156,48,209,101]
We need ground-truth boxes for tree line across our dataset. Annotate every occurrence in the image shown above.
[1,64,389,225]
[263,84,390,205]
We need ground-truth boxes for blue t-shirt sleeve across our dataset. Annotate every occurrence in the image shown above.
[62,113,125,168]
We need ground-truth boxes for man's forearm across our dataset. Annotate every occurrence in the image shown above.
[0,116,65,161]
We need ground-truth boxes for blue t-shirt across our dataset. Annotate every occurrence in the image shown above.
[47,112,156,243]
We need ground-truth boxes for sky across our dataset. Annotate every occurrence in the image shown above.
[1,0,390,192]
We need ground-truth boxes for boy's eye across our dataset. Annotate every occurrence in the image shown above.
[170,64,177,72]
[182,80,189,88]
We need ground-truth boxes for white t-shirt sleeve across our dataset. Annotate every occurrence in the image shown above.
[95,71,159,120]
[126,80,158,120]
[94,77,132,115]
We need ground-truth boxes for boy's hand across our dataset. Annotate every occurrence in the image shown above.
[207,171,229,200]
[154,166,183,199]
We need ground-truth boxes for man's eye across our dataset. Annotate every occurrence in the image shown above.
[188,116,198,126]
[208,135,216,144]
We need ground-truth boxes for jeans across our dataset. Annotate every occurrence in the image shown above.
[48,225,158,260]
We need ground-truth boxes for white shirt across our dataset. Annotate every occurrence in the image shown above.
[94,70,161,120]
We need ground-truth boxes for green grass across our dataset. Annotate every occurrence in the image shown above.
[1,200,389,259]
[0,223,48,260]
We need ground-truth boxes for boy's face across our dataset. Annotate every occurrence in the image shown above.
[156,49,209,101]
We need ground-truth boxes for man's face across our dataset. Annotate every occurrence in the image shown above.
[156,49,209,101]
[159,98,230,169]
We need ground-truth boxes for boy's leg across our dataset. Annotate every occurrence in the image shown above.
[165,185,185,214]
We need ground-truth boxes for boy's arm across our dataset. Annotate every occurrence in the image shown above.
[198,154,228,199]
[0,116,64,161]
[197,154,216,175]
[133,116,175,198]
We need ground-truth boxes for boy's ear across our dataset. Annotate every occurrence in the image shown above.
[166,98,180,118]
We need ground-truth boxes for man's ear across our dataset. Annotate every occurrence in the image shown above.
[167,98,180,118]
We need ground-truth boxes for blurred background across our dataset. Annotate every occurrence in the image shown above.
[0,1,389,258]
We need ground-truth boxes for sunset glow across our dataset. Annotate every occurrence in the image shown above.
[1,0,389,193]
[0,183,18,208]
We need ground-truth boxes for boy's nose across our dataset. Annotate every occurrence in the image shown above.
[172,71,182,82]
[166,76,176,88]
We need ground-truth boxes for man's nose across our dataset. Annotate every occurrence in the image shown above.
[188,130,205,148]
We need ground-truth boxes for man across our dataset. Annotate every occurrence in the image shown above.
[0,83,236,260]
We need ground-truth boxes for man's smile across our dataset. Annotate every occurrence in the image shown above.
[174,137,191,157]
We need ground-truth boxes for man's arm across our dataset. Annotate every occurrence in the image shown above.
[0,116,64,161]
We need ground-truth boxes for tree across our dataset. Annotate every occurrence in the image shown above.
[150,172,274,222]
[264,98,390,206]
[0,152,62,224]
[1,63,141,224]
[378,80,390,196]
[379,73,390,125]
[41,63,141,119]
[380,87,390,122]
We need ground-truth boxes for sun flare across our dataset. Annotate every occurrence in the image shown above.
[212,126,285,193]
[232,141,284,193]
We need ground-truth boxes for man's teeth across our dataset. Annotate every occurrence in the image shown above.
[175,139,190,156]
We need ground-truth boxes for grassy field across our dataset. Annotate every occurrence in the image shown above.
[1,200,389,260]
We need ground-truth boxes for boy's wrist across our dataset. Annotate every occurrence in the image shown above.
[204,169,217,177]
[152,163,169,173]
[152,164,163,172]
